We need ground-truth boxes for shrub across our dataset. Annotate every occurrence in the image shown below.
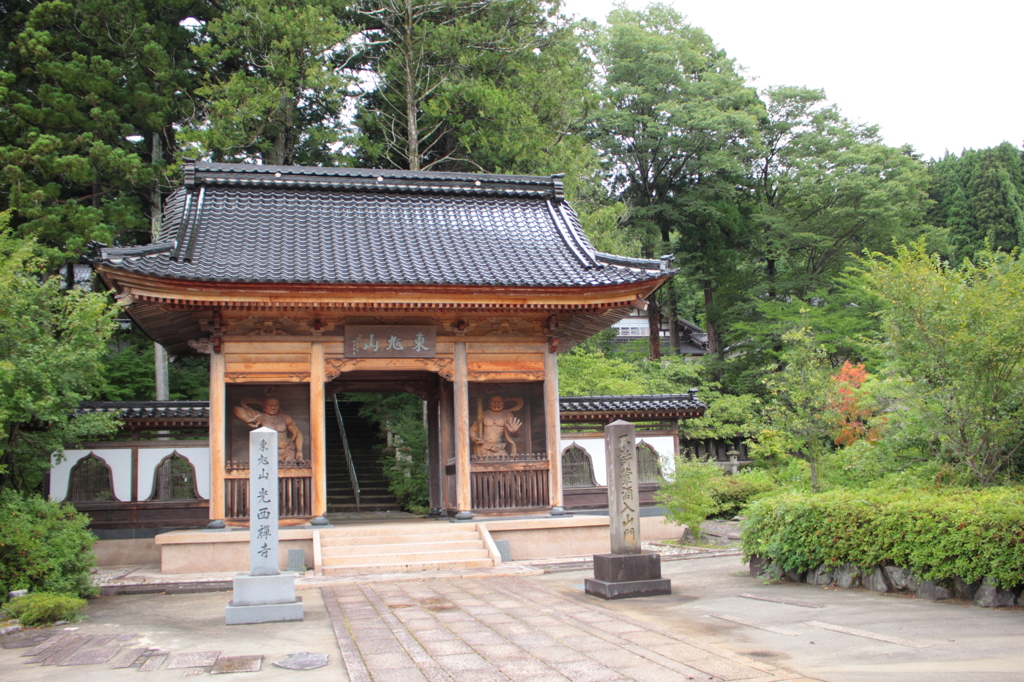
[709,470,777,518]
[656,458,724,538]
[0,490,97,598]
[741,487,1024,589]
[2,592,88,626]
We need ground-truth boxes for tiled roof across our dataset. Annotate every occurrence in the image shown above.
[77,401,210,422]
[100,162,672,288]
[559,393,706,415]
[77,395,704,424]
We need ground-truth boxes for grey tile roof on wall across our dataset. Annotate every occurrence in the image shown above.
[559,393,707,414]
[77,396,704,423]
[77,401,210,421]
[100,162,672,288]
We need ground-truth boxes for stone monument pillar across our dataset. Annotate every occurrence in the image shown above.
[584,420,671,599]
[225,427,304,625]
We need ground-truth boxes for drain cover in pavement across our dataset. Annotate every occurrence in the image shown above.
[273,653,329,670]
[212,655,263,674]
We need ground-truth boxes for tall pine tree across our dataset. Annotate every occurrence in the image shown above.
[0,0,210,259]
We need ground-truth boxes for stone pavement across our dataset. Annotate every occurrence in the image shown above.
[322,577,803,682]
[8,548,1023,681]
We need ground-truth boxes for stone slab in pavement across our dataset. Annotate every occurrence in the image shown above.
[166,650,220,668]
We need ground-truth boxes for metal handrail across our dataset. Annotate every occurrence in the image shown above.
[331,394,361,512]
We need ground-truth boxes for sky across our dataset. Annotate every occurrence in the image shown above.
[560,0,1023,160]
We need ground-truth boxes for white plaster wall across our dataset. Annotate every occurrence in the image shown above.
[137,447,211,500]
[50,449,131,502]
[559,434,677,486]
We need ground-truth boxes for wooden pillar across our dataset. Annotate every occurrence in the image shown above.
[453,342,472,519]
[209,346,226,525]
[427,394,442,515]
[309,341,328,522]
[439,379,454,511]
[545,348,564,514]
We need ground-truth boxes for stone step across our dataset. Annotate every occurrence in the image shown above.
[325,491,395,500]
[325,499,397,507]
[318,523,468,538]
[323,540,483,557]
[319,532,481,547]
[325,499,401,509]
[323,548,491,561]
[325,480,391,490]
[321,557,494,575]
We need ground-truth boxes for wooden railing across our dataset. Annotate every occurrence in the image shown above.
[224,471,313,519]
[470,453,549,511]
[445,453,551,512]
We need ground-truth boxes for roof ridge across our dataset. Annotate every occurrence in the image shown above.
[184,161,566,199]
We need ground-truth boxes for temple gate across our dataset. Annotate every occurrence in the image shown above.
[97,162,672,523]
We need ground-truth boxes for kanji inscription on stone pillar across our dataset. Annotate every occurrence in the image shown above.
[605,420,641,555]
[249,426,279,576]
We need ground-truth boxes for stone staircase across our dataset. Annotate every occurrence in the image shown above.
[318,522,498,575]
[325,399,402,513]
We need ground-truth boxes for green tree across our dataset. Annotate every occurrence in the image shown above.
[0,0,209,259]
[857,242,1024,484]
[184,0,356,166]
[927,143,1024,260]
[98,328,210,401]
[716,87,933,391]
[590,3,763,357]
[968,145,1024,253]
[747,330,841,492]
[356,0,597,184]
[0,212,120,492]
[753,86,932,299]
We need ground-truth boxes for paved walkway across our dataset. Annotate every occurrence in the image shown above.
[323,577,802,682]
[10,547,1023,680]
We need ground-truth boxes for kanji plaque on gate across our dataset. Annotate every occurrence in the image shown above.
[344,326,436,358]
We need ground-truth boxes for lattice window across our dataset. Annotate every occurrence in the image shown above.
[151,453,199,501]
[561,444,597,488]
[67,454,115,503]
[637,442,663,484]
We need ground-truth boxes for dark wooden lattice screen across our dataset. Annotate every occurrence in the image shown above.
[561,444,597,488]
[637,442,663,484]
[152,454,199,500]
[68,454,115,502]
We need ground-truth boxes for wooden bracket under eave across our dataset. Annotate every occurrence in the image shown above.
[548,337,560,353]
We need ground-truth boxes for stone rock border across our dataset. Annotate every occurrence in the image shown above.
[749,556,1021,608]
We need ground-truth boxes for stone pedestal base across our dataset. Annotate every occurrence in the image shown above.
[225,572,304,625]
[225,597,304,625]
[585,552,671,600]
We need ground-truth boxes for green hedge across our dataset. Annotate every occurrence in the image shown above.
[709,471,777,518]
[741,488,1024,589]
[0,490,97,598]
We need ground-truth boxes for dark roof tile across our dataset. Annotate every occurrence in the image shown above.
[100,162,671,288]
[559,393,706,414]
